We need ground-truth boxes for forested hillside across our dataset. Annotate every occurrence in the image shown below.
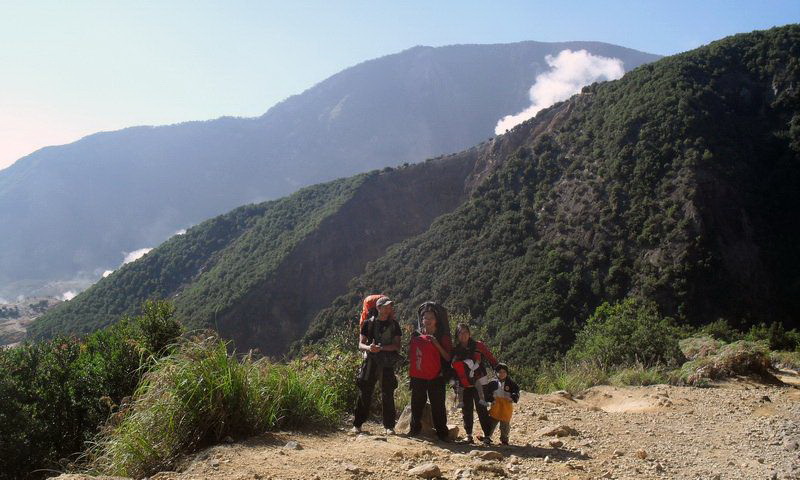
[31,26,800,363]
[0,41,658,298]
[306,25,800,363]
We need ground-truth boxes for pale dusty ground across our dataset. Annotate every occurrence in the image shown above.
[56,372,800,480]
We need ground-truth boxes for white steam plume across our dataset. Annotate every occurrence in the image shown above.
[495,49,624,135]
[102,270,114,278]
[61,291,77,301]
[123,248,153,265]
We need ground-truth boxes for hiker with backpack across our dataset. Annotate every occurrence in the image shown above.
[450,323,498,444]
[407,301,453,442]
[352,296,402,435]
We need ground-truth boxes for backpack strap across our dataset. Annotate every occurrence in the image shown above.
[368,317,376,343]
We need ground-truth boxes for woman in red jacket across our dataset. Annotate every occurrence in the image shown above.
[407,302,452,442]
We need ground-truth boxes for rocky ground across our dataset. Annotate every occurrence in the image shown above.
[56,372,800,480]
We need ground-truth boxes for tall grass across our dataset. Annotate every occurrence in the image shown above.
[509,360,679,394]
[89,334,346,478]
[527,361,609,394]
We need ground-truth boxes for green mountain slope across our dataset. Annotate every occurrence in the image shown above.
[29,153,479,355]
[305,25,800,363]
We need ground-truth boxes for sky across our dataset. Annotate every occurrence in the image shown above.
[0,0,798,170]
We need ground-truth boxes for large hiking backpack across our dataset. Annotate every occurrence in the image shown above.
[359,294,385,330]
[409,334,442,380]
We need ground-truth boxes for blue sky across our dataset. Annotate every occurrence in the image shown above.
[1,0,797,170]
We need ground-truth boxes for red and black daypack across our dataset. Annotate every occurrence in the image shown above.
[410,301,452,380]
[451,339,490,387]
[409,334,442,380]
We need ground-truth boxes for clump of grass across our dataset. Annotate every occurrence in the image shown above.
[770,350,800,371]
[679,340,776,386]
[89,333,345,478]
[679,336,724,360]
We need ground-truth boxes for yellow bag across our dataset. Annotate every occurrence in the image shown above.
[489,397,513,423]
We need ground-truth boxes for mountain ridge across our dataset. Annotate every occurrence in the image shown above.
[0,41,659,297]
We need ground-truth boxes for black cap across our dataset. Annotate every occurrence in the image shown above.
[495,363,509,374]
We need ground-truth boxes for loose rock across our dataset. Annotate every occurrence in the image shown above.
[407,463,441,478]
[536,424,579,437]
[469,449,504,461]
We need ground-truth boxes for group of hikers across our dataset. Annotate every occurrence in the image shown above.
[351,295,520,445]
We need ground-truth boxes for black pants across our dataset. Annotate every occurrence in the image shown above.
[462,386,492,436]
[410,377,448,439]
[353,366,397,429]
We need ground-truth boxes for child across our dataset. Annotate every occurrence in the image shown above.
[482,363,520,445]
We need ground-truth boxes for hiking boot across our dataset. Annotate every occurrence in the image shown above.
[500,437,509,445]
[480,436,492,445]
[465,434,474,444]
[384,428,395,436]
[406,428,421,437]
[349,426,361,434]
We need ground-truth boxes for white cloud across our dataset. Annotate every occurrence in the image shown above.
[61,291,77,301]
[102,270,114,278]
[495,49,624,134]
[123,248,153,265]
[173,229,186,236]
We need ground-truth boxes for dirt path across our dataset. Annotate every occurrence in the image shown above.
[57,376,800,480]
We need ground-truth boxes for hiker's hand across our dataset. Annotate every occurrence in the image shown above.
[369,343,381,353]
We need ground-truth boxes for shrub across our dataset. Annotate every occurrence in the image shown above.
[89,334,346,478]
[744,322,800,351]
[696,318,742,343]
[568,298,685,369]
[132,300,183,356]
[679,341,776,385]
[0,300,182,480]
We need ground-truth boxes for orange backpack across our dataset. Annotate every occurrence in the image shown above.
[359,294,385,330]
